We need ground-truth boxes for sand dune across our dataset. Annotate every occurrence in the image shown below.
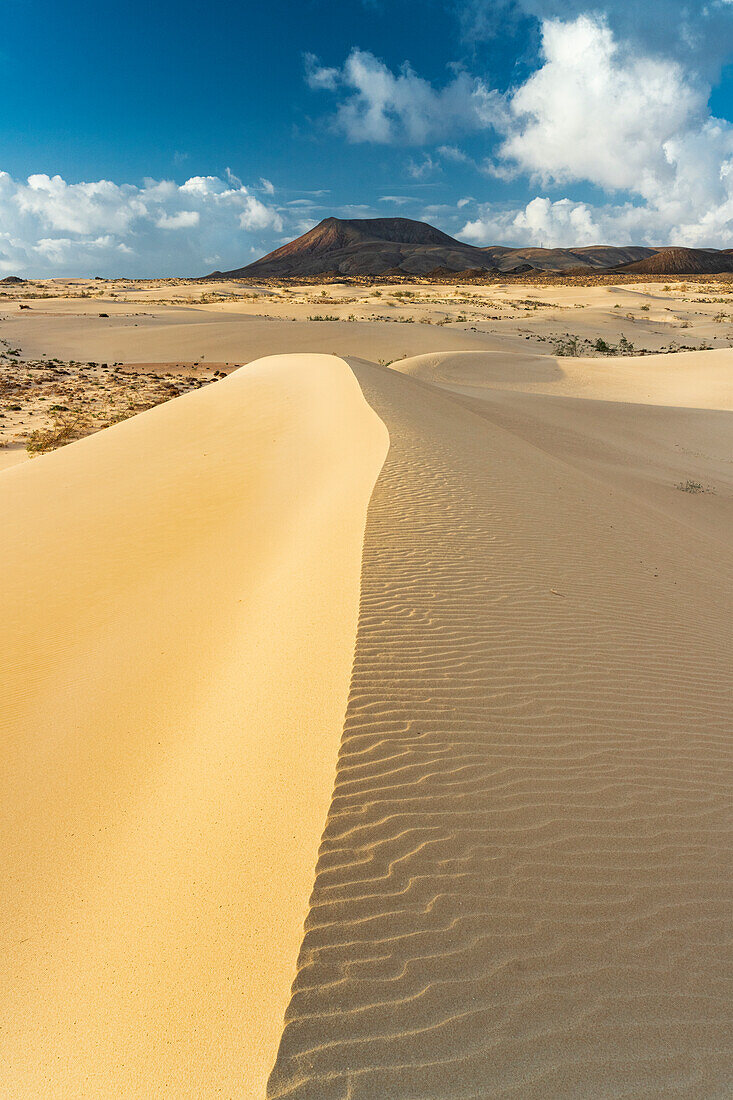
[0,355,387,1097]
[4,304,498,368]
[268,360,733,1097]
[396,347,733,409]
[3,303,732,1097]
[392,351,733,545]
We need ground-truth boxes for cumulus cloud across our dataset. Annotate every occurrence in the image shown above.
[0,171,283,276]
[461,196,645,247]
[498,17,708,194]
[309,14,733,246]
[462,15,733,246]
[156,210,200,229]
[305,48,506,143]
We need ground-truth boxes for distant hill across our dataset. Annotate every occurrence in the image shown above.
[482,245,655,273]
[611,247,733,275]
[218,217,496,278]
[210,217,733,278]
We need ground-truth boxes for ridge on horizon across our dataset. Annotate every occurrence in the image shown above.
[210,216,733,279]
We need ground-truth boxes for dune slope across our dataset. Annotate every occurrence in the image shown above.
[0,355,388,1098]
[396,347,733,410]
[268,360,733,1098]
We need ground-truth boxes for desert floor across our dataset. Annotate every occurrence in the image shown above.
[1,277,731,1097]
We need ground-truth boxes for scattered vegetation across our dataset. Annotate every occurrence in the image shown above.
[676,479,713,494]
[26,406,94,454]
[551,333,635,356]
[0,349,224,457]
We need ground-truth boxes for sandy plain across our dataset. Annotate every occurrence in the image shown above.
[1,276,731,1097]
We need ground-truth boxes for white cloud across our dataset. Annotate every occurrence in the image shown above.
[13,174,146,235]
[0,171,284,276]
[304,52,340,91]
[156,210,200,229]
[462,196,627,247]
[462,15,733,246]
[499,16,708,195]
[306,48,505,143]
[309,16,733,246]
[407,154,441,179]
[239,194,283,231]
[437,144,471,163]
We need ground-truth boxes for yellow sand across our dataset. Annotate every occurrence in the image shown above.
[2,283,732,1096]
[0,354,388,1097]
[268,357,733,1098]
[395,347,733,409]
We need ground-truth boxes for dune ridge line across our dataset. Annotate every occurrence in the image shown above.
[0,353,388,1098]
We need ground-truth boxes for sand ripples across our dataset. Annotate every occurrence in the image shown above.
[268,362,732,1098]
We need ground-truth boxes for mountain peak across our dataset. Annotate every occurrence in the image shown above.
[211,215,730,279]
[217,216,494,278]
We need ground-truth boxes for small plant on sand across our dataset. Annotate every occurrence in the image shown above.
[26,407,93,455]
[552,334,581,356]
[676,479,707,493]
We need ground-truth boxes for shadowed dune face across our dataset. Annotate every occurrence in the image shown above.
[395,351,733,545]
[0,355,388,1098]
[267,361,733,1098]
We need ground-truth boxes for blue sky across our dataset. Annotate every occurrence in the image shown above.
[3,0,733,275]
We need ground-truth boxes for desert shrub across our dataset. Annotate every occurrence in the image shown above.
[26,408,93,455]
[552,334,581,356]
[676,479,705,493]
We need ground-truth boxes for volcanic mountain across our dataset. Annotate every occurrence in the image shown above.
[610,247,733,275]
[216,217,497,278]
[211,217,731,278]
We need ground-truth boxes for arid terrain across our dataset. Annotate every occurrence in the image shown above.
[1,273,731,1097]
[2,273,733,467]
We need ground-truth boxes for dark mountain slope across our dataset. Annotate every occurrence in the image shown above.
[612,247,733,275]
[211,217,731,279]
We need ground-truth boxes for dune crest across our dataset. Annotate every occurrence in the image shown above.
[0,354,388,1097]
